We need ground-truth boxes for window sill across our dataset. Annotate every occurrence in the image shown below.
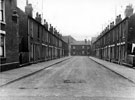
[0,30,6,34]
[0,21,6,25]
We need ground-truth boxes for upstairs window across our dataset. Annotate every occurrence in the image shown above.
[31,21,33,37]
[82,46,84,49]
[37,25,40,39]
[0,0,5,22]
[113,30,115,42]
[73,46,75,49]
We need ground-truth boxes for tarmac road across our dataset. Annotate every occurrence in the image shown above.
[0,56,135,100]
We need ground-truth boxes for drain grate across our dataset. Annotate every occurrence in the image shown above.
[19,87,38,89]
[63,79,86,84]
[19,87,26,89]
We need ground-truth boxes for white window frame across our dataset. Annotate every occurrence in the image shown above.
[132,43,135,54]
[0,0,5,23]
[0,31,6,57]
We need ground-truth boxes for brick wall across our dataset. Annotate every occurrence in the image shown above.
[4,0,19,63]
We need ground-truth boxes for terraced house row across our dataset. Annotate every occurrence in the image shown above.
[91,7,135,67]
[0,0,68,71]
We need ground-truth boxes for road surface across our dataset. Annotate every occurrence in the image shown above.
[0,56,135,100]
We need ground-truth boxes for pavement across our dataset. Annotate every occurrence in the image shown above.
[89,56,135,84]
[0,57,71,86]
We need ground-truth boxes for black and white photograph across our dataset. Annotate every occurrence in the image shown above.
[0,0,135,100]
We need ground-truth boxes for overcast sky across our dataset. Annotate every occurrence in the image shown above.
[17,0,135,41]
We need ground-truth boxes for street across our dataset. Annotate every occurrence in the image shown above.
[0,56,135,100]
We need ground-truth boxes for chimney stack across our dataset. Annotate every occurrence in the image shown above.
[44,19,48,30]
[115,14,122,25]
[118,15,122,22]
[124,4,134,17]
[85,39,87,44]
[14,0,17,7]
[44,19,46,25]
[25,0,33,17]
[49,24,54,33]
[35,12,42,23]
[38,14,42,23]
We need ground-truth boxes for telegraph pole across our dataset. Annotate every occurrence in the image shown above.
[26,0,28,5]
[42,0,44,24]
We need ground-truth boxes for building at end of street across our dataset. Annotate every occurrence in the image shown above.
[71,40,91,56]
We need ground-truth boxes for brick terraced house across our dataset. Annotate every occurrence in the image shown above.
[71,40,91,56]
[0,0,20,71]
[92,14,135,67]
[0,0,68,71]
